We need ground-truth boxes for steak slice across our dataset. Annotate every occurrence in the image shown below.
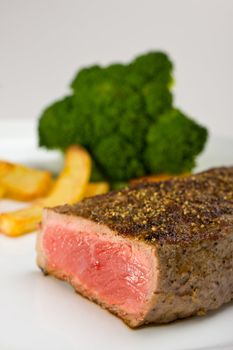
[36,167,233,328]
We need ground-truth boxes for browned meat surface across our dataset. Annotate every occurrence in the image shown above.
[37,167,233,327]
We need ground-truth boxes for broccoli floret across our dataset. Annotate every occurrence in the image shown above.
[126,52,173,89]
[38,51,208,182]
[94,135,145,181]
[145,109,208,174]
[38,96,94,150]
[105,64,128,83]
[72,81,144,145]
[71,65,104,92]
[90,159,106,182]
[38,96,76,150]
[142,81,173,118]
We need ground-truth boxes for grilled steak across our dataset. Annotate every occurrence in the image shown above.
[36,167,233,328]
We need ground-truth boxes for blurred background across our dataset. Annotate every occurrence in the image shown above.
[0,0,232,137]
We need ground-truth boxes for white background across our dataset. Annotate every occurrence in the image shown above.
[0,0,233,137]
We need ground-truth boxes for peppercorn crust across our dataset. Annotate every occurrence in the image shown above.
[52,167,233,244]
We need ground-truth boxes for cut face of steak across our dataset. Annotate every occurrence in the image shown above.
[37,167,233,327]
[39,211,158,322]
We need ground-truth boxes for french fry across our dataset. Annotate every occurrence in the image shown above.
[0,186,5,198]
[0,160,52,201]
[0,146,91,236]
[0,205,43,236]
[43,146,91,207]
[130,173,190,185]
[84,182,110,198]
[0,161,13,177]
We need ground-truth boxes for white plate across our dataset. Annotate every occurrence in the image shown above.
[0,120,233,350]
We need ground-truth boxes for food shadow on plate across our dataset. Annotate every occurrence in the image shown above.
[29,267,233,333]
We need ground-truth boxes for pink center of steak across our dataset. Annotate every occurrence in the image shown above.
[41,214,157,317]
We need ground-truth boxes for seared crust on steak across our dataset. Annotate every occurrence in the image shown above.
[38,167,233,327]
[53,167,233,244]
[143,235,233,325]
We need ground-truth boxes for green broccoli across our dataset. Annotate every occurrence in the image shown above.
[126,51,173,89]
[38,51,208,182]
[145,109,208,174]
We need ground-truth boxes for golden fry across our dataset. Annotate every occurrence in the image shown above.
[0,205,43,237]
[0,160,52,201]
[0,186,5,198]
[43,146,91,207]
[130,173,190,185]
[84,182,110,198]
[0,146,91,236]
